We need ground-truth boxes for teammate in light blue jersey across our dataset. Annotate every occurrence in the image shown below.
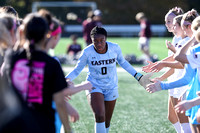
[66,26,152,133]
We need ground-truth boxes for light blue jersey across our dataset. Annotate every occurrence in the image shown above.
[186,44,200,124]
[66,41,137,90]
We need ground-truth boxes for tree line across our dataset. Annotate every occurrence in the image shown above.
[1,0,200,24]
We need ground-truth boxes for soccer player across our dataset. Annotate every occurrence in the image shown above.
[38,10,83,133]
[174,16,200,132]
[2,13,92,133]
[142,7,185,133]
[66,34,82,61]
[146,10,200,133]
[150,14,192,133]
[65,26,152,133]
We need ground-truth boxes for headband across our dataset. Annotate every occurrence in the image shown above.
[168,12,176,17]
[51,26,62,36]
[183,21,191,26]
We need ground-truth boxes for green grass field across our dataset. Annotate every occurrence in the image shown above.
[60,37,176,132]
[55,37,172,61]
[66,72,175,133]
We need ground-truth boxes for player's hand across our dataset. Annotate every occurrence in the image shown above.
[166,40,172,48]
[151,77,162,82]
[165,40,175,52]
[81,81,93,91]
[66,78,75,90]
[66,79,74,86]
[146,80,162,93]
[66,81,75,91]
[138,73,153,89]
[174,100,192,113]
[67,106,79,123]
[142,61,157,73]
[150,61,164,72]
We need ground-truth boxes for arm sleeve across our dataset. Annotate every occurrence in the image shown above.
[65,50,87,80]
[116,45,137,76]
[160,64,195,90]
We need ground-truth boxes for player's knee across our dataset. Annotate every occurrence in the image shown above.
[167,114,176,123]
[167,113,172,121]
[167,115,171,121]
[95,113,105,122]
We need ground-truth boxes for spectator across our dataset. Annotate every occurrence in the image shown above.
[82,10,95,46]
[93,9,103,27]
[67,34,82,60]
[82,9,103,46]
[135,12,152,62]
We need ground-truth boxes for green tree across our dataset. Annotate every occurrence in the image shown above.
[1,0,199,24]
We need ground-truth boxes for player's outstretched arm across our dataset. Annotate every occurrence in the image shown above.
[147,63,195,93]
[53,90,72,133]
[151,68,174,82]
[65,101,79,123]
[142,61,157,73]
[174,100,194,113]
[64,81,93,96]
[150,60,184,72]
[175,93,200,113]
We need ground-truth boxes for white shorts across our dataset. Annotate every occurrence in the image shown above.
[174,85,188,99]
[85,87,119,101]
[168,88,175,97]
[139,37,149,50]
[168,86,188,99]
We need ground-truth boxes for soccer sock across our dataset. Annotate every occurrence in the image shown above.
[180,123,192,133]
[106,126,110,133]
[172,122,182,133]
[95,122,106,133]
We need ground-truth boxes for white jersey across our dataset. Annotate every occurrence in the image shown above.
[168,36,182,56]
[173,36,190,78]
[66,41,137,90]
[172,37,190,98]
[167,36,182,82]
[187,43,200,82]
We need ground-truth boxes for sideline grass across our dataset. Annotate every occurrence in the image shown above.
[55,37,172,61]
[66,72,176,133]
